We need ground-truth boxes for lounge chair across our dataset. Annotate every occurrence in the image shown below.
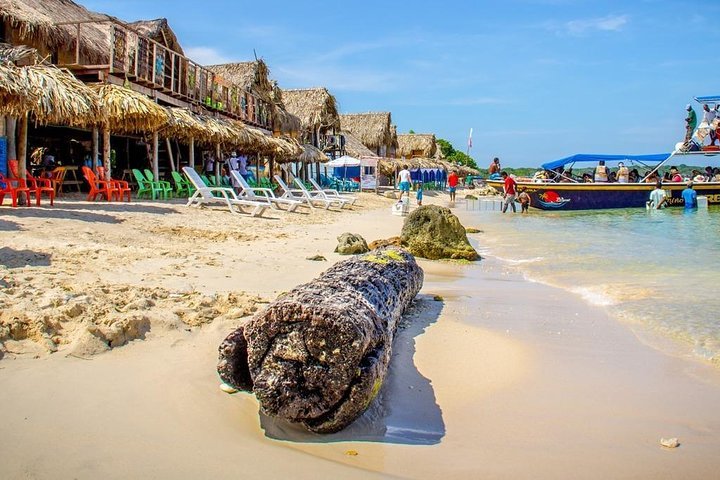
[291,177,348,209]
[182,167,267,217]
[230,171,303,212]
[309,178,357,206]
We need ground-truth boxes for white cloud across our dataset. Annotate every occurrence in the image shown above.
[184,46,232,66]
[563,14,629,35]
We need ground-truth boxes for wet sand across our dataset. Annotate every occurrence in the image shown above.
[2,193,720,479]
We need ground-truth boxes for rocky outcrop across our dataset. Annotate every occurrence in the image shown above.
[400,205,479,261]
[334,233,370,255]
[368,236,403,250]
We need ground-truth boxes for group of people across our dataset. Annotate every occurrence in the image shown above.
[685,103,720,145]
[396,164,461,206]
[203,151,250,191]
[647,181,699,210]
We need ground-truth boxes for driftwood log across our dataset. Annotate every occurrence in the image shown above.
[218,247,424,433]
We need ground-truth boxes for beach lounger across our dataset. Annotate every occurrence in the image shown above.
[230,171,303,212]
[273,175,316,208]
[183,167,267,217]
[308,178,357,207]
[292,178,348,209]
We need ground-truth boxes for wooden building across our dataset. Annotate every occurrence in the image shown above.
[396,133,438,159]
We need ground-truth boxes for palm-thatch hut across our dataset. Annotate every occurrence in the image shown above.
[339,112,397,157]
[281,87,340,147]
[396,133,437,159]
[206,60,300,136]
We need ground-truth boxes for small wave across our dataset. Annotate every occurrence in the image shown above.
[569,286,618,306]
[493,255,545,265]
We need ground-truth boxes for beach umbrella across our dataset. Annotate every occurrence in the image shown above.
[326,155,361,167]
[92,84,169,134]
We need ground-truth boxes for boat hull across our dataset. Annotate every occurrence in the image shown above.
[485,180,720,210]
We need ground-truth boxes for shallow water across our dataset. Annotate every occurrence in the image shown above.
[468,205,720,365]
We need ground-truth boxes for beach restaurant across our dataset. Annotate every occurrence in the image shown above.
[0,0,309,196]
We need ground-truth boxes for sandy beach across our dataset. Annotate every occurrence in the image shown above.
[2,193,720,479]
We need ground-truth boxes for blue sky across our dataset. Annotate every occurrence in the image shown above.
[81,0,720,167]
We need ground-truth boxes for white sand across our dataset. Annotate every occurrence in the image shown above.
[2,192,720,479]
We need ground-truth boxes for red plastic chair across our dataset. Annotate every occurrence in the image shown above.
[0,172,31,207]
[96,166,131,202]
[9,159,54,206]
[82,166,118,201]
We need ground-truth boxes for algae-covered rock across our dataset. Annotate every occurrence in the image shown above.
[465,194,478,200]
[334,233,370,255]
[400,205,479,261]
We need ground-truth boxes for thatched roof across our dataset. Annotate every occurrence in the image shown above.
[339,112,396,150]
[342,130,375,159]
[92,83,169,133]
[208,61,301,135]
[127,18,183,55]
[0,0,112,64]
[0,61,101,127]
[396,133,437,158]
[297,144,328,163]
[281,87,339,131]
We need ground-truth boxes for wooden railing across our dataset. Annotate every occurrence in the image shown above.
[58,20,272,130]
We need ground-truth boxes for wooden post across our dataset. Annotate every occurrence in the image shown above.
[151,43,157,85]
[6,117,17,161]
[189,137,195,168]
[269,156,275,185]
[103,128,111,178]
[152,131,159,179]
[215,143,221,183]
[92,127,99,168]
[165,138,176,172]
[17,113,27,178]
[0,116,5,137]
[109,24,115,72]
[75,23,81,64]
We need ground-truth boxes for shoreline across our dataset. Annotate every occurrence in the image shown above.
[2,193,720,478]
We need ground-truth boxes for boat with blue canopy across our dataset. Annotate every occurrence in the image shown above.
[486,151,720,210]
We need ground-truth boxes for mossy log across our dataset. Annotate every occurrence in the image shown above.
[217,247,424,433]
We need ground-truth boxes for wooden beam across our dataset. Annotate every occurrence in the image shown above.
[103,128,111,178]
[92,127,99,168]
[153,131,159,180]
[166,137,176,172]
[189,137,195,168]
[106,75,190,108]
[17,114,28,179]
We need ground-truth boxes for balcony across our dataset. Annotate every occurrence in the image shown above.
[57,19,272,130]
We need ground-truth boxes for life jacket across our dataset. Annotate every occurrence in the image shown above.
[594,165,608,182]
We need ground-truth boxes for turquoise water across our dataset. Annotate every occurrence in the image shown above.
[470,205,720,365]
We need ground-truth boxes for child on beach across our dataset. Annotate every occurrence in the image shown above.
[416,182,423,206]
[518,187,531,213]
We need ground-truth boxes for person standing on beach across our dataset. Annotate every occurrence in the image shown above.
[647,181,667,209]
[682,181,697,209]
[227,151,240,192]
[685,104,697,142]
[238,153,249,181]
[501,171,517,213]
[447,170,459,202]
[397,165,412,200]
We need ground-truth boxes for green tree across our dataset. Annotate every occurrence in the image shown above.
[437,137,478,169]
[408,129,415,134]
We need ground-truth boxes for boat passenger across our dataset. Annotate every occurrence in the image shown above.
[682,182,698,209]
[582,173,594,183]
[647,181,667,210]
[703,104,717,146]
[644,170,659,183]
[691,170,706,182]
[594,160,609,182]
[663,171,672,182]
[669,166,683,182]
[560,168,573,182]
[685,104,697,142]
[617,162,629,183]
[704,166,714,181]
[608,171,617,183]
[629,168,640,183]
[488,157,501,175]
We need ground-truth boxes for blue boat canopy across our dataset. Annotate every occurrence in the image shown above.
[541,153,670,171]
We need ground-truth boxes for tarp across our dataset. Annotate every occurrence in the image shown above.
[541,153,670,171]
[333,166,360,179]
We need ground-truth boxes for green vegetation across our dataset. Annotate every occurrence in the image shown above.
[436,138,478,169]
